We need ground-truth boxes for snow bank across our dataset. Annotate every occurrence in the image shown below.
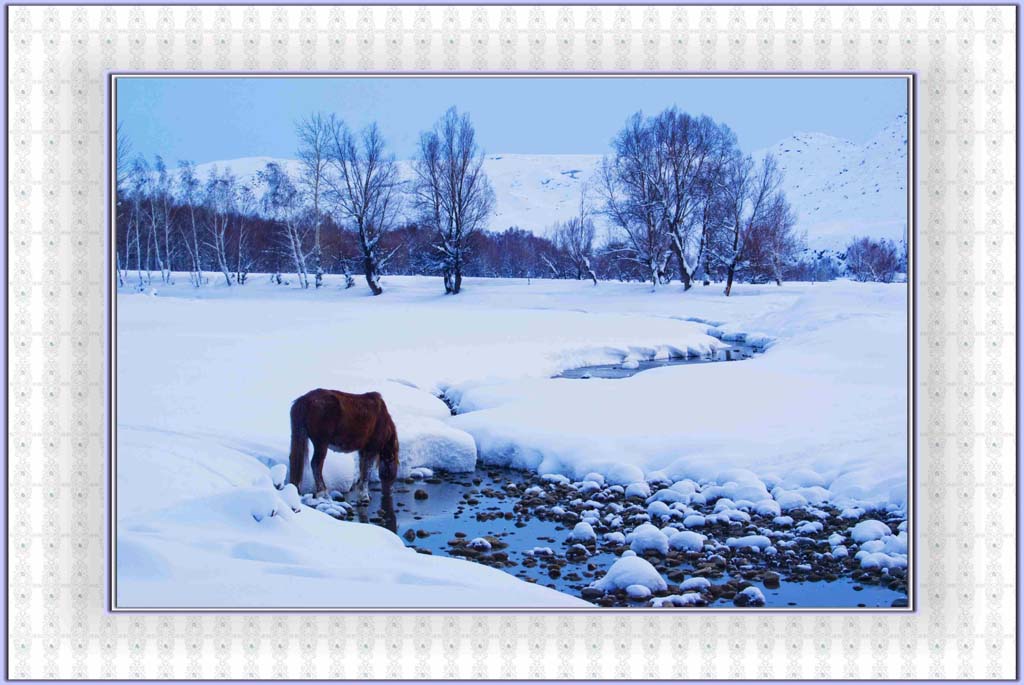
[116,428,584,608]
[446,279,907,510]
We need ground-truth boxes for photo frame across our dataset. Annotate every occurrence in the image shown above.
[6,3,1017,680]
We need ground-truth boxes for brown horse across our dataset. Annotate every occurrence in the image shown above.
[288,388,400,502]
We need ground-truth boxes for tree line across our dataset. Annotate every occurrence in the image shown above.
[115,106,905,296]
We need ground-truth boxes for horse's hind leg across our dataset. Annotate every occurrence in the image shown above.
[310,440,329,499]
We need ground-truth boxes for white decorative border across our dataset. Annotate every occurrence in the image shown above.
[7,4,1016,679]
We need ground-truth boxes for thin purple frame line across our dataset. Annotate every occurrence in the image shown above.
[105,71,915,616]
[1,1,1021,5]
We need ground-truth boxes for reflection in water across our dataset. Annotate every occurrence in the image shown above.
[357,492,397,533]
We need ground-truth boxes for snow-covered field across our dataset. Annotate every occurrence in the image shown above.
[115,274,908,607]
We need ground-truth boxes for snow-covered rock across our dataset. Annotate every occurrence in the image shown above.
[850,519,892,543]
[682,514,706,528]
[726,535,772,550]
[569,521,597,543]
[733,586,766,607]
[269,463,287,489]
[629,523,669,556]
[591,552,668,593]
[679,576,712,592]
[625,584,652,600]
[667,530,706,552]
[624,482,651,499]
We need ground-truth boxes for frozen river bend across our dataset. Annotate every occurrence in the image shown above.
[116,275,908,607]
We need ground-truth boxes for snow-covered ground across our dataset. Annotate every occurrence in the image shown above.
[116,274,907,607]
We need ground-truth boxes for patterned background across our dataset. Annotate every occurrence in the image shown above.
[5,4,1016,680]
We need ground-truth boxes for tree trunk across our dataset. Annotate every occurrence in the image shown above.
[363,255,382,296]
[452,264,462,294]
[724,261,736,297]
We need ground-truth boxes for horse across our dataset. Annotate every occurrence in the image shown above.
[288,388,400,502]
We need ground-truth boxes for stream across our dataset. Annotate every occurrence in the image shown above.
[316,344,907,608]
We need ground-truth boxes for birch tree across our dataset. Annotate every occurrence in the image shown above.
[412,107,495,294]
[326,120,401,296]
[296,113,331,288]
[234,183,257,285]
[176,160,205,287]
[259,162,310,288]
[114,123,132,287]
[149,156,175,283]
[203,167,236,286]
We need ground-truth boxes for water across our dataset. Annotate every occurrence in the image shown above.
[355,466,907,608]
[555,344,760,380]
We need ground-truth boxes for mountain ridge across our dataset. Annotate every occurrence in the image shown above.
[191,113,908,250]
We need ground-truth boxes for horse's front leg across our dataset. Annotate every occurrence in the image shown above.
[349,450,373,504]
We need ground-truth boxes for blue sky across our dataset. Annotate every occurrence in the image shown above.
[116,76,907,164]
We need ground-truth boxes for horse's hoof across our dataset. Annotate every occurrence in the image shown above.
[314,490,328,500]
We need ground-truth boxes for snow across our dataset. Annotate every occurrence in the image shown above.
[569,521,597,543]
[668,531,707,552]
[116,427,581,607]
[625,584,652,600]
[850,519,893,543]
[118,273,906,606]
[735,586,766,607]
[652,592,705,607]
[758,113,908,250]
[726,535,772,550]
[625,481,651,499]
[590,551,668,593]
[682,514,706,529]
[679,577,712,592]
[628,523,669,555]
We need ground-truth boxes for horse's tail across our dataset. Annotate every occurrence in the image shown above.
[288,398,309,488]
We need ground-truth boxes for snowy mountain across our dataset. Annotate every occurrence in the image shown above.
[760,113,908,250]
[193,114,907,248]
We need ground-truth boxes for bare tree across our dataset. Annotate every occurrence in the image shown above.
[234,183,257,285]
[599,113,673,289]
[126,155,152,289]
[176,160,205,287]
[114,123,132,287]
[649,110,726,290]
[296,113,331,288]
[553,184,598,285]
[717,152,787,296]
[149,156,175,283]
[412,107,495,294]
[259,162,310,288]
[326,120,401,296]
[203,167,236,286]
[744,193,800,286]
[845,236,900,283]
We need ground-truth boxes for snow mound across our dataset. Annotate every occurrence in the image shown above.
[628,523,669,556]
[668,531,706,552]
[591,552,668,593]
[850,519,892,543]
